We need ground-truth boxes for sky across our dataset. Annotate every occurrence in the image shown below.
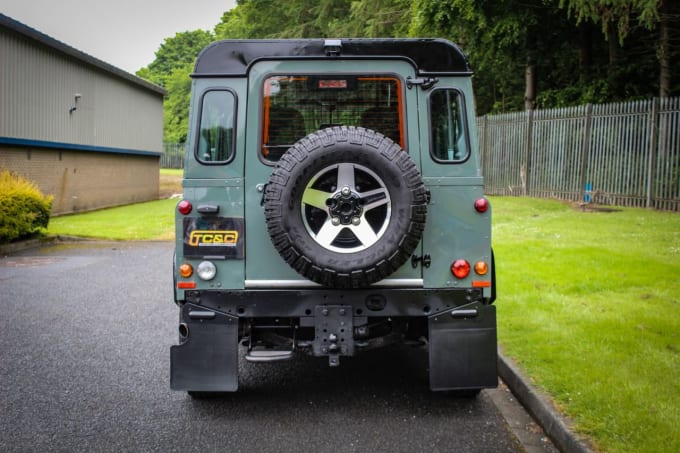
[2,0,237,74]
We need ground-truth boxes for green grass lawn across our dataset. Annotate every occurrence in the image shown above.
[48,198,177,240]
[46,192,679,452]
[160,168,183,177]
[491,197,680,453]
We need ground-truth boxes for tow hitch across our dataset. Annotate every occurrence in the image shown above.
[313,305,354,366]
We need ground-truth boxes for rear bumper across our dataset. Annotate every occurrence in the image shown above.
[180,286,487,318]
[171,287,497,392]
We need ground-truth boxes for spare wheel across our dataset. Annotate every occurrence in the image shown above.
[263,126,427,288]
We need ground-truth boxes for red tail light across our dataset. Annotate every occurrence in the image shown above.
[451,259,470,279]
[177,199,192,215]
[474,197,489,213]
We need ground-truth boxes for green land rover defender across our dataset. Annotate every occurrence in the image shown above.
[171,39,497,394]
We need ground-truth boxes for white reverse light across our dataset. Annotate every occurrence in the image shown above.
[196,261,217,281]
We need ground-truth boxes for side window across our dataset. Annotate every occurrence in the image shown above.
[429,89,469,162]
[196,90,236,163]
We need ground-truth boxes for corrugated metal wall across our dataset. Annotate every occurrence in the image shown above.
[0,28,163,152]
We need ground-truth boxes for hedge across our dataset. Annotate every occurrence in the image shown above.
[0,170,53,243]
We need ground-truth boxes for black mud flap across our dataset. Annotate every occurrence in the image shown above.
[170,304,239,392]
[428,303,498,391]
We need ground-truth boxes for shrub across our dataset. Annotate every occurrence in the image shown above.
[0,170,53,243]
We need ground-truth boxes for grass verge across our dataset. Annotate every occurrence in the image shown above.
[491,197,680,453]
[160,168,183,177]
[48,198,177,240]
[160,168,183,199]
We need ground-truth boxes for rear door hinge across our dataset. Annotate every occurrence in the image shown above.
[411,254,432,268]
[258,183,268,206]
[406,76,439,90]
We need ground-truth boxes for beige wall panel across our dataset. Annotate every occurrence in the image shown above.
[1,146,160,215]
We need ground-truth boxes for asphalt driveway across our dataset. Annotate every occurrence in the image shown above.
[0,241,524,452]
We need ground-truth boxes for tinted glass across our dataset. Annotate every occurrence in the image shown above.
[262,75,404,161]
[197,90,235,163]
[429,89,468,162]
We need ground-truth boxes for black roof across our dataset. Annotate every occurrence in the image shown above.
[0,13,166,96]
[193,38,472,77]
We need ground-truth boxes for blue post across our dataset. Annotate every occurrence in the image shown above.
[584,182,593,203]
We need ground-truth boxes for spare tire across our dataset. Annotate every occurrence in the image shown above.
[264,126,427,288]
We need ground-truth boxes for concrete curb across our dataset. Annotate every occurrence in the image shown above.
[0,236,54,255]
[498,352,595,453]
[0,235,92,256]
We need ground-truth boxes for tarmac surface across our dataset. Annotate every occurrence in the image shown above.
[0,240,568,452]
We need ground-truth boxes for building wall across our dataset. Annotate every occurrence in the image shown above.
[1,146,159,215]
[0,16,164,216]
[0,26,163,151]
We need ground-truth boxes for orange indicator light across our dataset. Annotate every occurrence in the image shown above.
[179,263,193,278]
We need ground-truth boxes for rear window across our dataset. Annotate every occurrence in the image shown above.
[262,75,404,161]
[196,90,236,163]
[429,89,469,162]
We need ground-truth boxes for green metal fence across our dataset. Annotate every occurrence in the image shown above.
[478,97,680,211]
[161,142,185,169]
[162,98,679,211]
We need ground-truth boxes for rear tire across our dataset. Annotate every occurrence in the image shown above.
[188,391,222,399]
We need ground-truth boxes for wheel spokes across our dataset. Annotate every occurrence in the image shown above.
[336,163,356,190]
[302,162,391,253]
[313,219,380,250]
[314,219,341,248]
[348,220,379,247]
[302,188,331,210]
[359,187,389,212]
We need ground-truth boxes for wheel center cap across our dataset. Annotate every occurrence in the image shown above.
[327,190,363,225]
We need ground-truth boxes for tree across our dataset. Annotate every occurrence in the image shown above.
[560,0,679,98]
[332,0,413,37]
[410,0,571,113]
[136,30,214,142]
[163,63,194,143]
[215,0,290,39]
[138,30,213,87]
[214,0,355,39]
[144,0,678,144]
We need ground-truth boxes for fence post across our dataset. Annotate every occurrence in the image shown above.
[479,115,487,179]
[579,104,593,202]
[523,110,534,196]
[646,97,660,208]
